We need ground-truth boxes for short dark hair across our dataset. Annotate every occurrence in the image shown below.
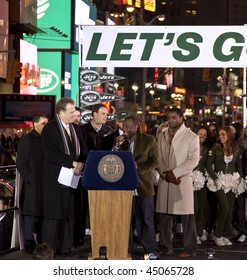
[75,106,81,112]
[167,107,183,118]
[55,97,75,114]
[91,104,107,116]
[32,243,54,260]
[32,114,47,124]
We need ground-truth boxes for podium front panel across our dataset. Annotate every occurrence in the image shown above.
[88,190,133,260]
[82,151,138,190]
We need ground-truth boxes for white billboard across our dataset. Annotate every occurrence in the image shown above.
[81,25,247,68]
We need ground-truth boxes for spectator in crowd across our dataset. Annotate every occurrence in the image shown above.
[116,115,159,257]
[0,138,5,165]
[230,122,243,143]
[32,242,54,260]
[208,123,219,147]
[230,122,245,240]
[206,122,219,235]
[41,97,84,256]
[73,106,81,126]
[0,197,13,251]
[16,114,48,253]
[156,108,199,258]
[206,126,243,246]
[1,139,16,166]
[234,125,246,242]
[192,126,212,245]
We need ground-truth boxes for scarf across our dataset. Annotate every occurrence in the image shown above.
[56,114,80,159]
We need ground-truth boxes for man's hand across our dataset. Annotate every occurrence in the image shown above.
[163,170,181,185]
[73,161,84,175]
[172,178,181,185]
[164,170,176,182]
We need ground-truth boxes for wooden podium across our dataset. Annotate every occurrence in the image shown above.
[82,151,138,260]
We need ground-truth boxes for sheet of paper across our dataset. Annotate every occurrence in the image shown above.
[57,166,80,189]
[70,173,80,189]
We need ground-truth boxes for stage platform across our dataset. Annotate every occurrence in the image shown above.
[1,233,247,260]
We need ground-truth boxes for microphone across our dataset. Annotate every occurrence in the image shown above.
[112,134,127,151]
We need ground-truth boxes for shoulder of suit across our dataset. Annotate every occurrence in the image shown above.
[41,119,58,134]
[18,133,30,143]
[140,132,156,141]
[184,126,197,137]
[21,129,38,139]
[81,122,90,128]
[101,124,114,134]
[81,121,94,132]
[45,119,56,126]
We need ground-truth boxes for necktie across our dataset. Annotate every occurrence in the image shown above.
[66,126,72,140]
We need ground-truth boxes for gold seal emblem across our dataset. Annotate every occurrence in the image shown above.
[98,154,125,182]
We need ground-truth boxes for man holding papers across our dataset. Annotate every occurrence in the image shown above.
[41,97,84,256]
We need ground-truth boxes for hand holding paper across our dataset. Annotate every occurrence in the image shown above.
[58,166,81,189]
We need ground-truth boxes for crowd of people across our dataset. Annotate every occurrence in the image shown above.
[1,98,247,259]
[0,132,19,167]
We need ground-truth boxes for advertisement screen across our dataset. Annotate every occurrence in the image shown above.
[24,0,71,49]
[0,94,56,121]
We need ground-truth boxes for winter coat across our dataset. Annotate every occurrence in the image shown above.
[41,120,84,219]
[16,130,44,216]
[156,124,200,214]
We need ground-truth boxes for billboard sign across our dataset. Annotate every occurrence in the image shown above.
[81,25,247,68]
[24,0,71,49]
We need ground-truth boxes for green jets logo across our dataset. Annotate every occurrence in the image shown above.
[38,68,59,93]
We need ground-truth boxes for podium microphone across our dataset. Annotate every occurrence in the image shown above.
[112,134,127,151]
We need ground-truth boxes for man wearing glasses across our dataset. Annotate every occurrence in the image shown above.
[40,97,84,256]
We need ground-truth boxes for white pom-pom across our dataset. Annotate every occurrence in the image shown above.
[192,170,205,191]
[207,172,244,195]
[207,177,218,192]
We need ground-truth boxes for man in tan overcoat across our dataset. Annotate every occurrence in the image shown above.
[156,108,199,258]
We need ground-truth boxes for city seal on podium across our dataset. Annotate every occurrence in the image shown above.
[98,154,125,182]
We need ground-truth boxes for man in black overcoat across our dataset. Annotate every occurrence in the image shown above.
[41,97,84,255]
[16,114,48,253]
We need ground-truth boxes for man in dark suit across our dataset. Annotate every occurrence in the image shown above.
[16,114,48,253]
[79,104,114,239]
[117,115,159,257]
[72,107,87,247]
[41,97,84,255]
